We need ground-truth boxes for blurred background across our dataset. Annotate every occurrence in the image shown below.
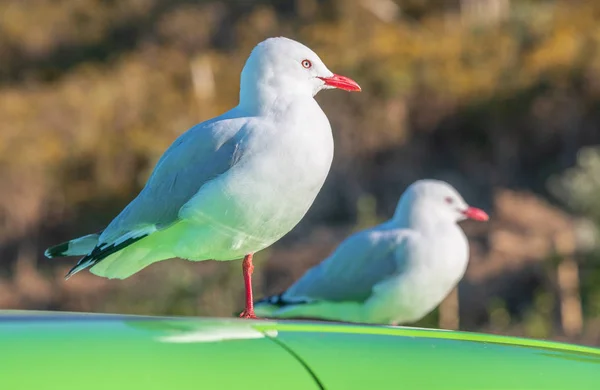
[1,0,600,346]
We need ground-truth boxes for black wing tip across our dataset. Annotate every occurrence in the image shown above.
[65,264,84,280]
[256,293,311,307]
[255,293,283,306]
[64,256,95,280]
[90,234,148,260]
[45,242,70,258]
[63,234,149,280]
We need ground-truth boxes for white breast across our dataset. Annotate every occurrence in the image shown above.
[236,97,334,232]
[179,96,334,258]
[370,226,470,324]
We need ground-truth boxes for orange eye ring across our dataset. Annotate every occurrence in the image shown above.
[301,59,312,69]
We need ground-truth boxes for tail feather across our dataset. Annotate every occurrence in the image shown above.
[278,301,365,323]
[255,293,366,323]
[44,233,101,258]
[65,234,148,279]
[64,231,151,279]
[256,297,365,323]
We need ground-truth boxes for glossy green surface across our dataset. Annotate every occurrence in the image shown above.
[273,325,600,389]
[0,312,319,390]
[2,311,600,389]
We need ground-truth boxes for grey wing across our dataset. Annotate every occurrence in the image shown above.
[282,226,415,303]
[98,116,248,246]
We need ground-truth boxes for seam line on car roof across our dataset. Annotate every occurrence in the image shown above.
[266,335,325,390]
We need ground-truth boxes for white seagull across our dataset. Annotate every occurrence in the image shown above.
[44,37,361,319]
[254,179,489,325]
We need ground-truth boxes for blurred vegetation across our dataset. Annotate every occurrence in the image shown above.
[1,0,600,346]
[549,147,600,222]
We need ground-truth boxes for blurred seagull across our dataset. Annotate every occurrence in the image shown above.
[254,179,489,325]
[44,37,361,319]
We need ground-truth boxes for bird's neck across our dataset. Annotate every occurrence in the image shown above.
[391,201,452,233]
[391,198,415,228]
[238,78,312,116]
[238,87,278,115]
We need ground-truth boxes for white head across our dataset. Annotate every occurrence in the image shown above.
[393,179,489,226]
[239,37,360,110]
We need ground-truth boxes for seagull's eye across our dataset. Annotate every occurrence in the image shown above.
[301,59,312,69]
[445,197,454,204]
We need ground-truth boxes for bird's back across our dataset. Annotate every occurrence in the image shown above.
[285,224,405,302]
[99,109,249,246]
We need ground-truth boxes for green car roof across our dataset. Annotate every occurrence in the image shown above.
[2,310,599,389]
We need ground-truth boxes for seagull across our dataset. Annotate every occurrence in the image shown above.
[44,37,361,319]
[254,179,489,325]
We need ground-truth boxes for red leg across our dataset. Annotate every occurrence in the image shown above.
[239,253,258,319]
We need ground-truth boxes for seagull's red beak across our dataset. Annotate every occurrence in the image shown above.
[462,207,489,221]
[318,74,361,92]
